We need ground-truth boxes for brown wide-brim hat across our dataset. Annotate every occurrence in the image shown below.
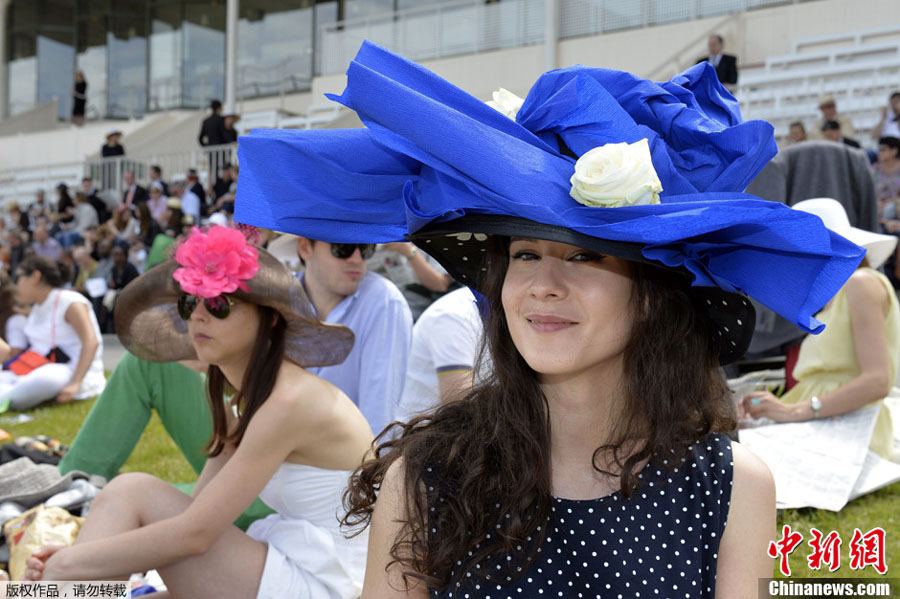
[115,248,354,367]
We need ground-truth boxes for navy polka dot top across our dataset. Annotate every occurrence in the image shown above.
[430,433,734,599]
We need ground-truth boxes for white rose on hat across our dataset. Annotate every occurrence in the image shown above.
[569,138,663,208]
[486,88,525,120]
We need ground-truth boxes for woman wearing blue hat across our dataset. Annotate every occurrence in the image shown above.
[235,43,865,599]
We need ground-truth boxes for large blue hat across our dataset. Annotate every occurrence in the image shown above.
[235,41,864,364]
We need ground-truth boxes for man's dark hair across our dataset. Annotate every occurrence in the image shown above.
[187,168,198,178]
[821,120,841,132]
[81,176,92,183]
[712,34,724,46]
[890,91,900,101]
[879,136,900,155]
[789,121,805,131]
[210,99,222,111]
[150,165,162,176]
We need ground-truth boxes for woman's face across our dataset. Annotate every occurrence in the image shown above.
[112,246,128,266]
[14,269,42,304]
[878,144,898,164]
[185,296,262,368]
[501,238,635,379]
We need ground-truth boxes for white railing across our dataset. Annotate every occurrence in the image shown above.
[0,145,238,208]
[84,144,237,201]
[316,0,820,76]
[0,161,85,207]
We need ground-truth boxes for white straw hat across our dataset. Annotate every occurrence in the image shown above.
[793,198,897,270]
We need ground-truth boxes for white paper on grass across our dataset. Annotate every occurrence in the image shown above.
[848,450,900,501]
[85,277,108,298]
[737,404,881,511]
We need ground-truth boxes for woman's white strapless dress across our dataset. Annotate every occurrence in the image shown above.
[246,462,367,598]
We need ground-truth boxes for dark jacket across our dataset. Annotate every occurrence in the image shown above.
[122,184,149,207]
[108,262,139,291]
[198,113,227,147]
[87,191,110,224]
[101,143,125,157]
[696,54,738,85]
[746,140,877,231]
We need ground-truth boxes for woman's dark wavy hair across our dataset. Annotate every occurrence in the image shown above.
[342,237,735,590]
[205,305,287,456]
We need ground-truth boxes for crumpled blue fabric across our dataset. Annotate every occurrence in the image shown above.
[235,40,864,334]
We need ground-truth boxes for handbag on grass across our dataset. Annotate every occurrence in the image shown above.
[3,292,71,376]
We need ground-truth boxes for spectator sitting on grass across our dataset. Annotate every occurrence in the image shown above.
[0,256,105,411]
[741,199,900,462]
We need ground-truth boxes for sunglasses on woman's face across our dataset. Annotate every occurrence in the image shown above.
[177,293,235,320]
[329,243,376,260]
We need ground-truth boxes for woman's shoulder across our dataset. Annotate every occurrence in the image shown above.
[729,440,774,489]
[846,268,892,306]
[57,288,91,311]
[264,364,369,434]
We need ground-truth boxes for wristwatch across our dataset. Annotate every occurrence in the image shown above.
[810,396,823,418]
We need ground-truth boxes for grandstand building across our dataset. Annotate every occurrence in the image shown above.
[1,0,898,203]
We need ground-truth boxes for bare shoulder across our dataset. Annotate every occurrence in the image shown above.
[260,361,373,467]
[264,363,363,431]
[730,440,775,500]
[846,269,888,303]
[715,441,776,598]
[361,456,430,599]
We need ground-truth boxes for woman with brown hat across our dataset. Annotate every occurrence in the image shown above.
[25,225,373,598]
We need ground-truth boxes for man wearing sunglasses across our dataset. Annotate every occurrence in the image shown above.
[295,237,413,434]
[59,235,413,528]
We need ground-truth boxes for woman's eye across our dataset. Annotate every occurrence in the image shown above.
[511,250,539,261]
[570,252,603,262]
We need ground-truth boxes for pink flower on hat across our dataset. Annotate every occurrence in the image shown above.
[173,226,259,299]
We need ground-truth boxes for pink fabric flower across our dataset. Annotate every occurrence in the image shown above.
[173,226,260,298]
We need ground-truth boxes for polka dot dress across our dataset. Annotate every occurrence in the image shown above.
[430,433,734,599]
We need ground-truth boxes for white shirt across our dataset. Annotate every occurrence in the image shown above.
[4,314,27,349]
[395,288,483,422]
[73,203,99,234]
[881,110,900,138]
[180,190,202,223]
[24,289,106,399]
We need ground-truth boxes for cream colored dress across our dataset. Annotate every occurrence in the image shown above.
[780,268,898,460]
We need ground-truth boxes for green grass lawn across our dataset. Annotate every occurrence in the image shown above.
[1,398,897,580]
[1,398,194,483]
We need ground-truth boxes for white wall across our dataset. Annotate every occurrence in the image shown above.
[0,118,158,170]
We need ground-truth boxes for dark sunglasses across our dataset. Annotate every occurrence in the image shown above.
[177,293,235,320]
[330,243,376,260]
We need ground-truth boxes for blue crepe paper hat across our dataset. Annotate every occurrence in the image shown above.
[235,41,865,363]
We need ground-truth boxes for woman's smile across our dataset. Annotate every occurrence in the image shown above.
[524,312,579,333]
